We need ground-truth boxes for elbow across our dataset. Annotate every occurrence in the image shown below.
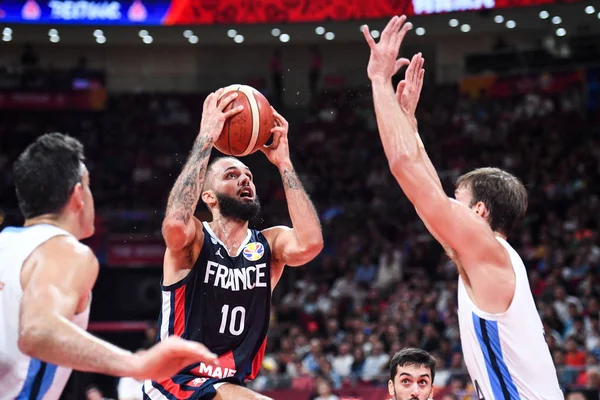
[162,219,188,251]
[18,321,46,358]
[303,235,325,260]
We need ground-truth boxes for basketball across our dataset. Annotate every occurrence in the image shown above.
[215,84,274,157]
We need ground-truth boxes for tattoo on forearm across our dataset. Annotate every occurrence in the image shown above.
[166,136,212,224]
[282,169,301,190]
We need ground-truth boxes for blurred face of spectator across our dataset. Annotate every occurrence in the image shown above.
[553,350,565,365]
[554,286,566,301]
[566,393,587,400]
[201,158,260,221]
[353,348,364,361]
[317,378,333,396]
[145,324,157,342]
[591,317,599,331]
[388,363,433,400]
[85,387,103,400]
[310,339,322,355]
[565,338,578,352]
[338,343,350,355]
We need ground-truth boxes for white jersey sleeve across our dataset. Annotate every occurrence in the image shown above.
[457,237,564,400]
[0,224,90,400]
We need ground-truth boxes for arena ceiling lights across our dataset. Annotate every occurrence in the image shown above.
[0,0,596,45]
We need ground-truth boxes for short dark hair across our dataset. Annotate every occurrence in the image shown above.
[13,133,85,219]
[389,347,436,383]
[456,167,528,236]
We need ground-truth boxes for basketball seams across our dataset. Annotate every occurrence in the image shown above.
[235,86,260,156]
[215,84,264,156]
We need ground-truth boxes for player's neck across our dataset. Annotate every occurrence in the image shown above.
[24,214,81,238]
[209,216,249,253]
[494,231,507,240]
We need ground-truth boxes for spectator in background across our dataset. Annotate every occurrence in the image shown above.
[314,377,339,400]
[85,385,114,400]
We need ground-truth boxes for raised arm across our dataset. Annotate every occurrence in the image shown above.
[162,89,243,252]
[261,109,324,267]
[363,16,505,268]
[18,236,217,381]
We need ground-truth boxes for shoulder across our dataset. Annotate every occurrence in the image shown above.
[261,225,291,242]
[36,235,97,265]
[22,235,98,292]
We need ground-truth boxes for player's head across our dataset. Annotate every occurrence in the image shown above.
[13,133,95,239]
[201,156,260,222]
[455,167,527,237]
[388,348,435,400]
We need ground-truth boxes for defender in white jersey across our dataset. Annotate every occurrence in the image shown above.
[0,133,218,400]
[363,16,563,399]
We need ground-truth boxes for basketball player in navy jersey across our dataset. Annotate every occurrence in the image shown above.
[0,133,219,400]
[143,89,323,399]
[363,16,562,400]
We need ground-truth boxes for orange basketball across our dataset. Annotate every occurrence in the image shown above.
[215,84,274,157]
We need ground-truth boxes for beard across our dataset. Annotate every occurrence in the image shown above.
[216,192,261,222]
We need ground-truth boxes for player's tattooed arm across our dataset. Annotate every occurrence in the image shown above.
[267,162,323,267]
[165,135,212,225]
[260,108,323,266]
[163,89,243,251]
[281,168,301,190]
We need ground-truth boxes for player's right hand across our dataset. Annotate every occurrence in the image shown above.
[199,88,243,142]
[129,336,218,381]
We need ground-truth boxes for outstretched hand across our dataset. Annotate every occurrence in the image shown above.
[363,15,412,82]
[130,336,218,381]
[260,107,291,168]
[396,52,425,122]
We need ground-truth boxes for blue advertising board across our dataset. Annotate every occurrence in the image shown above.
[0,0,171,25]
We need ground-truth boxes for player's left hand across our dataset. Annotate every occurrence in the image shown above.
[260,107,290,168]
[363,15,412,82]
[395,52,425,125]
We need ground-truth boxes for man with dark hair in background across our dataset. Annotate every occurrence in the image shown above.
[388,348,436,400]
[0,133,217,400]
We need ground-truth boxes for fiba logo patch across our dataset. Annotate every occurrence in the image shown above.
[243,242,264,261]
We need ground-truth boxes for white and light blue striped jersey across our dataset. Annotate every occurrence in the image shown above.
[457,236,563,400]
[0,224,90,400]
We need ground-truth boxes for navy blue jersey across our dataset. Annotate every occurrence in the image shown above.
[143,222,272,399]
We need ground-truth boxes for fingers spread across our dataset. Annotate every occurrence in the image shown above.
[362,25,376,49]
[394,58,411,75]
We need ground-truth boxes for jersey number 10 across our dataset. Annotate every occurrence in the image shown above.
[219,304,246,336]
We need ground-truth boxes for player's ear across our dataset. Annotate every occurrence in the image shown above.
[201,190,216,207]
[428,384,435,400]
[388,379,394,396]
[69,182,85,211]
[474,201,489,219]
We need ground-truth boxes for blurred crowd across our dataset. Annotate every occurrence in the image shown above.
[1,71,600,399]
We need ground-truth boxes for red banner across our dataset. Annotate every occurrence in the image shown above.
[488,70,585,98]
[163,0,584,25]
[107,235,166,267]
[461,70,585,98]
[0,90,106,110]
